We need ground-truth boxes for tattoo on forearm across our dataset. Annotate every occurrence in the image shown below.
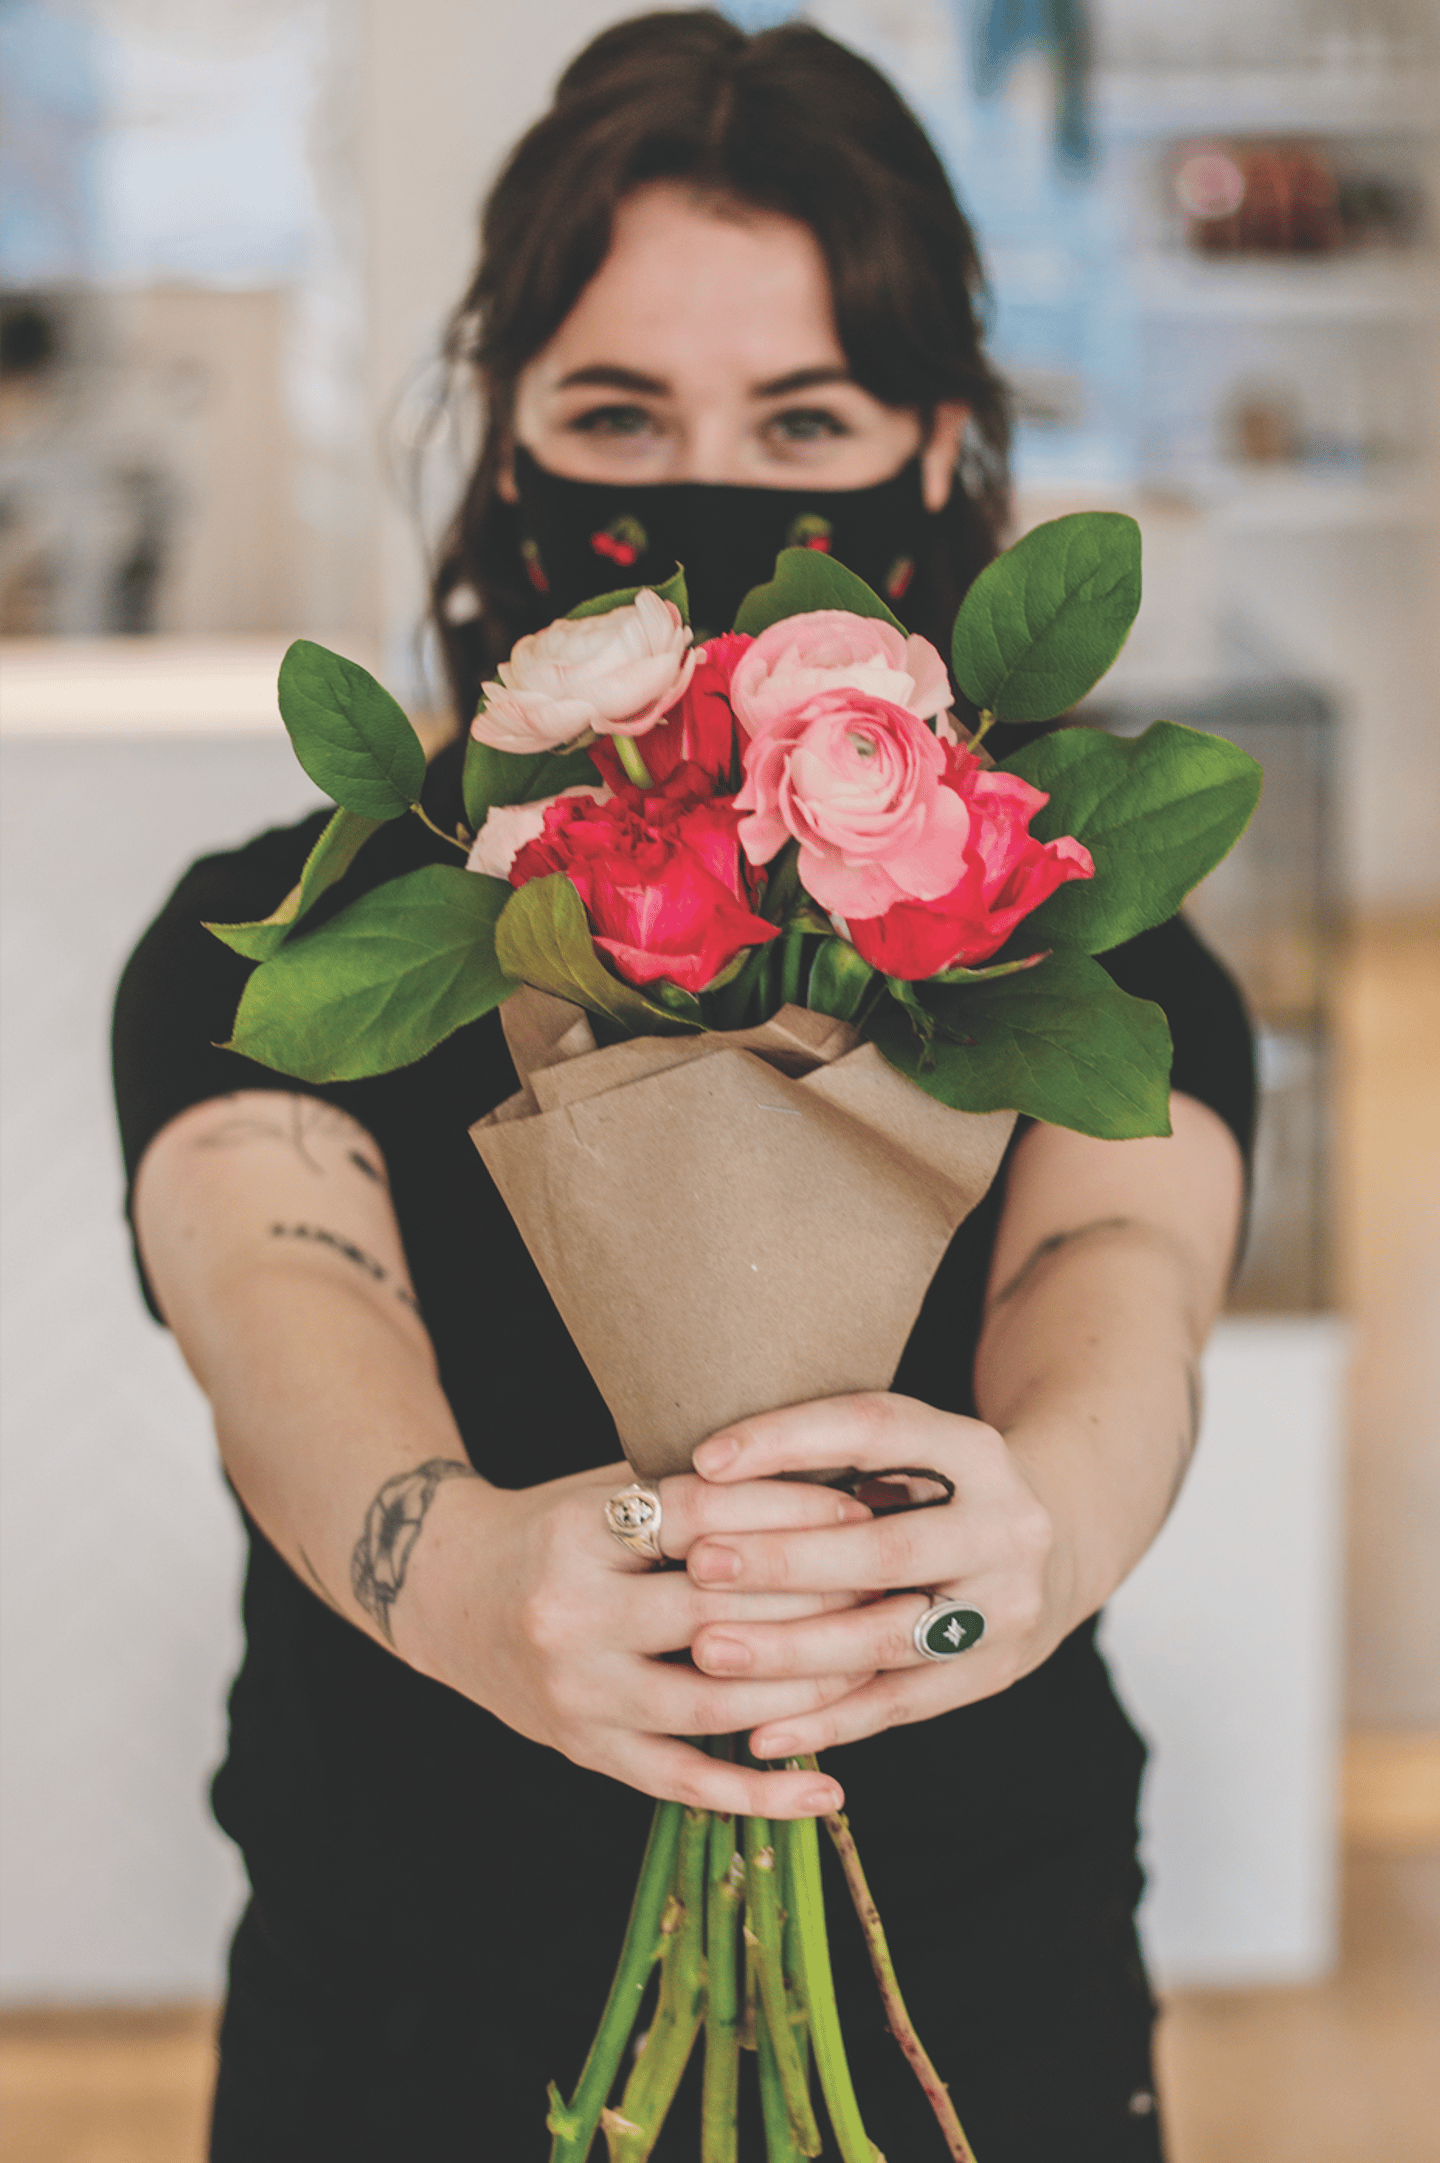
[989,1217,1137,1310]
[195,1095,387,1185]
[268,1223,420,1315]
[351,1459,477,1643]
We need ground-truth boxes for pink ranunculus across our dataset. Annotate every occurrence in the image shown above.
[734,688,970,919]
[728,610,951,739]
[846,749,1095,978]
[472,588,697,756]
[591,631,751,795]
[509,771,779,994]
[466,786,611,880]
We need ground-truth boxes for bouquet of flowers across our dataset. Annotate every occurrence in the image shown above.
[210,514,1260,2161]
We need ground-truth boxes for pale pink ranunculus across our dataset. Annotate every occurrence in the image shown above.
[728,610,951,739]
[734,688,970,919]
[466,786,611,880]
[472,589,697,756]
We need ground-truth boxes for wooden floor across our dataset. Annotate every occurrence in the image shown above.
[2,917,1435,2161]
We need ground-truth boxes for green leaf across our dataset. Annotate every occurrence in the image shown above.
[733,548,902,636]
[928,951,1052,985]
[277,641,426,818]
[494,874,700,1035]
[951,512,1142,724]
[461,733,602,831]
[870,949,1173,1139]
[205,808,384,961]
[224,866,513,1082]
[567,564,689,623]
[999,721,1263,953]
[808,937,877,1022]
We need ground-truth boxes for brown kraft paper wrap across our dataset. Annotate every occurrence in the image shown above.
[470,986,1017,1480]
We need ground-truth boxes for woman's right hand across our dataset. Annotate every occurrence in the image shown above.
[397,1460,869,1817]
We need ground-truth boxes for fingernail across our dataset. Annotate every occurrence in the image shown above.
[803,1784,842,1814]
[836,1497,871,1522]
[701,1634,750,1672]
[756,1732,799,1758]
[693,1436,738,1476]
[692,1543,739,1584]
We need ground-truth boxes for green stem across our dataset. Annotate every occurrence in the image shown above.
[702,1812,743,2163]
[775,1819,812,2090]
[820,1798,979,2163]
[968,707,996,750]
[547,1801,684,2163]
[756,2001,804,2162]
[614,736,654,789]
[409,800,470,853]
[778,926,806,1011]
[786,1810,883,2163]
[605,1808,710,2161]
[744,1818,822,2156]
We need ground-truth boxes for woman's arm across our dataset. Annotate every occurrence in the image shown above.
[133,1091,868,1818]
[682,1092,1245,1757]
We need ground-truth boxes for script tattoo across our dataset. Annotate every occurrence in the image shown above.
[195,1095,387,1184]
[988,1216,1137,1310]
[351,1459,477,1644]
[267,1223,421,1315]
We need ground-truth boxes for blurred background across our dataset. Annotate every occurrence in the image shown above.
[1,2,1436,2158]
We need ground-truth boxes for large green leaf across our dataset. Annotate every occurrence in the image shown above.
[870,949,1173,1139]
[205,807,384,961]
[224,866,513,1081]
[951,513,1141,724]
[999,722,1263,954]
[461,734,603,832]
[494,874,700,1034]
[567,564,689,623]
[733,548,902,636]
[277,641,426,818]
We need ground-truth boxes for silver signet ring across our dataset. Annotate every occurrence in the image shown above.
[913,1599,987,1660]
[604,1480,664,1562]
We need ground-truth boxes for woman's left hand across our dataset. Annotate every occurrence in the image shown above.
[683,1391,1066,1758]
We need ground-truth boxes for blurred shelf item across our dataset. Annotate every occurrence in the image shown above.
[1138,465,1437,532]
[1130,252,1440,323]
[1087,681,1337,1315]
[0,636,453,754]
[1096,67,1440,142]
[1342,1733,1440,1854]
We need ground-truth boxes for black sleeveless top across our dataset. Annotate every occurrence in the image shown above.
[113,736,1254,2148]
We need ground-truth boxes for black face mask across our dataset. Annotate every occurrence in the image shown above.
[510,444,933,639]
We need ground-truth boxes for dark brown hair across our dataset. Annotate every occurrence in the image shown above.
[431,8,1011,723]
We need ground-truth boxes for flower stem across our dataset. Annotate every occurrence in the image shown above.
[614,736,654,789]
[756,1998,805,2161]
[701,1812,743,2163]
[744,1818,822,2156]
[605,1808,710,2161]
[547,1800,684,2163]
[409,800,470,852]
[785,1809,884,2163]
[969,708,996,749]
[808,1769,977,2163]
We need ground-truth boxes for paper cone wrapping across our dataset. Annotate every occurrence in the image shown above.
[471,987,1016,1479]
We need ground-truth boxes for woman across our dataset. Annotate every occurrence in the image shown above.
[114,14,1253,2160]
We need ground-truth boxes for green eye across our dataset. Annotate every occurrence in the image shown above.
[569,404,654,437]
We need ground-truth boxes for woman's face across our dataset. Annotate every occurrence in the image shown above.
[502,183,966,509]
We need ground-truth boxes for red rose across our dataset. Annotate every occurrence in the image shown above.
[846,748,1094,979]
[592,632,751,795]
[510,771,778,994]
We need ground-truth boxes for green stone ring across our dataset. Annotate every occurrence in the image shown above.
[913,1599,987,1660]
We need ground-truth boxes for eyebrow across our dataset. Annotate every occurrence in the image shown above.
[553,363,856,399]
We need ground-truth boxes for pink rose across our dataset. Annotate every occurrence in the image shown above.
[472,588,697,756]
[846,751,1095,978]
[729,610,951,739]
[734,689,969,919]
[466,785,611,880]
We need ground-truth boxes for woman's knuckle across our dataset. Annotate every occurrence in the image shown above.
[874,1514,915,1580]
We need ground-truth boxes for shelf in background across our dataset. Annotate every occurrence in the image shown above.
[1097,66,1440,141]
[1131,251,1440,324]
